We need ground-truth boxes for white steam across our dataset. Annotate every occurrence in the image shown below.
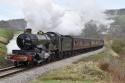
[6,35,20,54]
[22,0,112,35]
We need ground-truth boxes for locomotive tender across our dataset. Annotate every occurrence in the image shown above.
[8,29,104,67]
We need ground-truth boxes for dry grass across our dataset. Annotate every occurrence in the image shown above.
[98,38,125,83]
[32,61,108,83]
[31,49,113,83]
[50,62,105,80]
[98,57,125,83]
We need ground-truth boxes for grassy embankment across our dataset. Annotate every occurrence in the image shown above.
[31,39,122,83]
[0,28,15,68]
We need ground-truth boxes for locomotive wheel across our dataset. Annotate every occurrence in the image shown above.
[23,61,29,66]
[14,61,20,67]
[28,61,37,66]
[46,56,51,63]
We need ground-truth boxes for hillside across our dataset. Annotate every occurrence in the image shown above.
[105,8,125,38]
[0,19,26,30]
[106,8,125,15]
[8,19,27,29]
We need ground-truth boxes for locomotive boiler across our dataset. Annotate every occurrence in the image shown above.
[8,29,104,67]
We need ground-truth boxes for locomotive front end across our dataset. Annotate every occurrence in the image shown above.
[8,29,52,67]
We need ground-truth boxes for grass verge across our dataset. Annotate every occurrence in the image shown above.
[31,48,115,83]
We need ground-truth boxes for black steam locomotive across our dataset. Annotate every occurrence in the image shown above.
[8,29,104,67]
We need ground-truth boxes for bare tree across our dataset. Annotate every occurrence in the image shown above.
[82,20,104,38]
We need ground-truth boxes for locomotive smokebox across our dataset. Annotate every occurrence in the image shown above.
[17,30,51,50]
[17,33,38,50]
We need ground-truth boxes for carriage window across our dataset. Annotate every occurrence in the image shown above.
[75,40,77,44]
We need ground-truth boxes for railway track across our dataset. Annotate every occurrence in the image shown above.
[0,62,49,79]
[0,47,105,83]
[0,47,104,79]
[0,66,26,78]
[0,66,15,72]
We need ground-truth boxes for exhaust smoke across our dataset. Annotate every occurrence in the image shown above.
[22,0,112,35]
[6,34,20,54]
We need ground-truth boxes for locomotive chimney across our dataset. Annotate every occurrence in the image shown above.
[24,28,32,34]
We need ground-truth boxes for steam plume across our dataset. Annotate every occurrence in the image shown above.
[6,35,20,54]
[22,0,112,35]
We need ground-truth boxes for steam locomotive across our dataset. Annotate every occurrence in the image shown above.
[8,29,104,67]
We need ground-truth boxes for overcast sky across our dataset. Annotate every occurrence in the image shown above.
[0,0,125,20]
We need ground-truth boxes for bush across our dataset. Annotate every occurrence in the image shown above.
[111,39,125,54]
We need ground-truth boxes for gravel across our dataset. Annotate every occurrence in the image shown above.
[0,47,105,83]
